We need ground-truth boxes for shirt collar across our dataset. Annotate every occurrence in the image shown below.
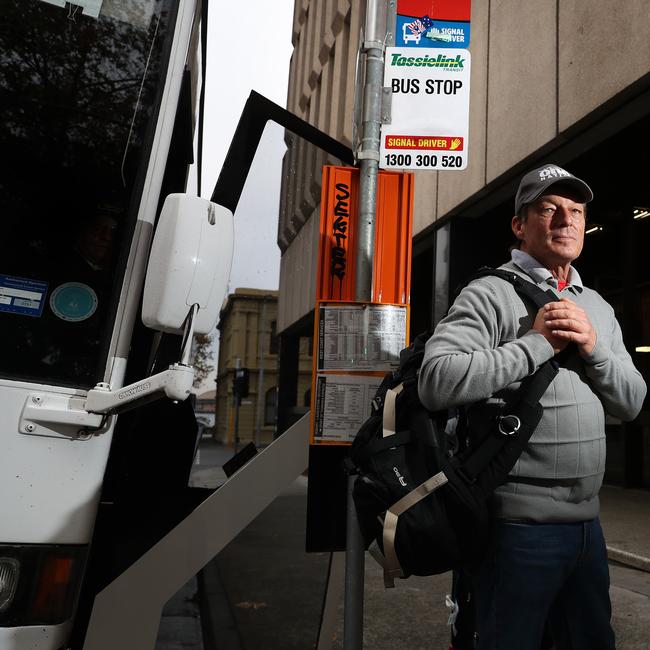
[510,249,583,292]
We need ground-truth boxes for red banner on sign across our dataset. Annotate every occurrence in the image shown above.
[384,135,464,151]
[397,0,471,22]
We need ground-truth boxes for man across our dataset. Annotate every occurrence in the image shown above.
[418,164,647,649]
[74,209,119,271]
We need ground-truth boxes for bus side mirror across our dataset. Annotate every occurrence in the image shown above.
[142,194,234,335]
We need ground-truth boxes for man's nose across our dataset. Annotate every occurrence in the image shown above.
[554,206,573,226]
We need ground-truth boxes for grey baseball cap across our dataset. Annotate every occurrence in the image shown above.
[515,164,593,215]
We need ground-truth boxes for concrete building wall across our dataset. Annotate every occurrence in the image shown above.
[278,0,650,331]
[558,0,650,130]
[484,0,557,183]
[277,203,320,332]
[278,1,363,330]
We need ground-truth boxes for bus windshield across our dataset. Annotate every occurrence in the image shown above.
[0,0,176,388]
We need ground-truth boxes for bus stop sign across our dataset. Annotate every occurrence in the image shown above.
[380,47,471,171]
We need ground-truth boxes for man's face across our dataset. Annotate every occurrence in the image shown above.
[511,190,586,269]
[77,214,118,266]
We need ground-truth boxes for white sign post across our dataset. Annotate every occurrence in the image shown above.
[380,47,471,171]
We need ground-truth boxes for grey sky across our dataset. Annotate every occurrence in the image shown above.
[200,1,295,293]
[193,1,295,393]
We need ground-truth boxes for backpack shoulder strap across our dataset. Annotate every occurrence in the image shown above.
[453,267,568,485]
[471,267,573,366]
[469,266,557,310]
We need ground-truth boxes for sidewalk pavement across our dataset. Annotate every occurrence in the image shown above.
[156,577,204,650]
[600,485,650,571]
[166,438,650,649]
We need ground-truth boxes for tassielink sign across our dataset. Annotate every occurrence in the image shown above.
[380,47,471,171]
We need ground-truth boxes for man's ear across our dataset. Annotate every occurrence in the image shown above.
[511,215,524,241]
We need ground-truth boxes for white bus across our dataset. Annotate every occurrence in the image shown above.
[0,2,355,646]
[0,1,235,648]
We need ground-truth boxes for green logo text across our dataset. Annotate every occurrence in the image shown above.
[389,53,465,69]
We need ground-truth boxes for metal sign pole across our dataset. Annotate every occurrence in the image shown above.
[234,395,241,454]
[344,2,388,648]
[234,357,241,454]
[255,299,268,447]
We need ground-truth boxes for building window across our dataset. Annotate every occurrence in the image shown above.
[264,387,278,425]
[269,320,278,354]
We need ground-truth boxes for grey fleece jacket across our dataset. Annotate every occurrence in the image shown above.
[418,260,646,523]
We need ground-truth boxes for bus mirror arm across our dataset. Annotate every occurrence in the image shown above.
[84,304,198,416]
[84,363,194,415]
[20,362,195,439]
[19,304,199,436]
[19,363,194,437]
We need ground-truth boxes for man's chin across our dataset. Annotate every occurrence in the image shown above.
[551,239,581,254]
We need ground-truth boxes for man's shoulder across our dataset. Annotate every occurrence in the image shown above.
[576,284,616,314]
[451,264,525,312]
[463,262,530,294]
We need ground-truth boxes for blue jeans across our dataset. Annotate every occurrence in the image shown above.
[474,518,615,650]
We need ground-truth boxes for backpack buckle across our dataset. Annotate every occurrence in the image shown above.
[371,396,384,414]
[497,414,521,436]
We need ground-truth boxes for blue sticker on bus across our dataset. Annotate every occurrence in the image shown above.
[0,275,48,317]
[49,282,98,322]
[396,16,470,48]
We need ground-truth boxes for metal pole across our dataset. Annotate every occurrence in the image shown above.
[234,358,241,454]
[344,2,387,648]
[255,298,268,447]
[355,2,386,302]
[233,396,241,454]
[343,473,365,650]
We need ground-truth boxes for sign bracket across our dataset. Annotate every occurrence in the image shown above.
[381,87,392,124]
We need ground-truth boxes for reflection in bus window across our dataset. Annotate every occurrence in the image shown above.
[0,0,175,387]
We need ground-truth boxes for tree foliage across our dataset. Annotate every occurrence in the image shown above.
[192,332,215,388]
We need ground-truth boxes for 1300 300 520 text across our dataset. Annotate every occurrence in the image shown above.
[383,153,463,168]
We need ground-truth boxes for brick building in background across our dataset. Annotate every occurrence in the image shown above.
[215,289,313,447]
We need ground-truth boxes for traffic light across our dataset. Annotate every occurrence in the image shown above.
[232,367,250,399]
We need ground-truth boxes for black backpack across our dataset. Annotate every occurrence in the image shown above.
[348,268,562,587]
